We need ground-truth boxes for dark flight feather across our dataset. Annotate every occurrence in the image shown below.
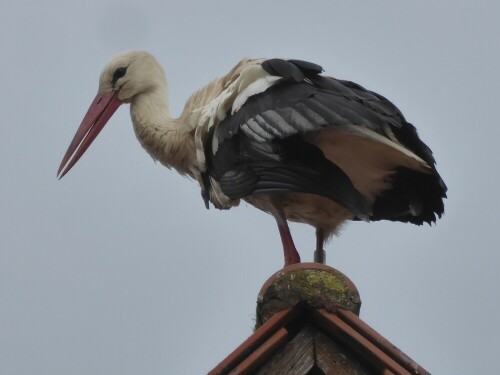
[205,58,446,225]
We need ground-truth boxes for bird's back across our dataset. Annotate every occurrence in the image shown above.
[180,58,258,121]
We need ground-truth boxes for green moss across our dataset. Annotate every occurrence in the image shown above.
[256,267,361,327]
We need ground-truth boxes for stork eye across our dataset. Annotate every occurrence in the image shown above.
[112,67,127,85]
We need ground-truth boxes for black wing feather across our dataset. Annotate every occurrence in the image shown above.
[212,136,371,217]
[206,58,446,224]
[261,59,323,82]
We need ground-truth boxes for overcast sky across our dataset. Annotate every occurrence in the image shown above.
[1,1,499,374]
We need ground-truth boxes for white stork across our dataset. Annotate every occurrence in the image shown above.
[58,51,447,265]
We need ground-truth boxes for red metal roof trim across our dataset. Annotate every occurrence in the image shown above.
[208,307,300,375]
[336,309,429,375]
[228,327,288,375]
[313,309,412,375]
[209,306,431,375]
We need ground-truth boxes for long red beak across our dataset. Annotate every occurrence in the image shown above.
[57,91,123,179]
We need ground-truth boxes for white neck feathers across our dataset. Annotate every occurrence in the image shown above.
[130,87,196,177]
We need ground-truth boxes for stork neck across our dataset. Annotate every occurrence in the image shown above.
[130,87,195,176]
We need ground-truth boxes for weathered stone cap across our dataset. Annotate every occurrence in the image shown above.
[256,263,361,327]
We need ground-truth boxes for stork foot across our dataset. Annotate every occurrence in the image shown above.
[284,247,301,266]
[314,248,326,264]
[315,228,326,264]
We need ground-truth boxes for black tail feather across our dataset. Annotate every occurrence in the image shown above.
[370,167,447,225]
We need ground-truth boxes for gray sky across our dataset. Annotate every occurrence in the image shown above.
[1,1,498,374]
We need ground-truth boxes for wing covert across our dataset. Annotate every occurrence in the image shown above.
[200,58,444,222]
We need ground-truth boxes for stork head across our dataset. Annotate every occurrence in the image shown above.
[57,51,166,178]
[98,51,167,103]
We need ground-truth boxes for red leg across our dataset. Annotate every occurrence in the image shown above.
[314,228,326,264]
[277,220,301,266]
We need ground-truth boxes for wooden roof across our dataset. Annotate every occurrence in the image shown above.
[208,264,430,375]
